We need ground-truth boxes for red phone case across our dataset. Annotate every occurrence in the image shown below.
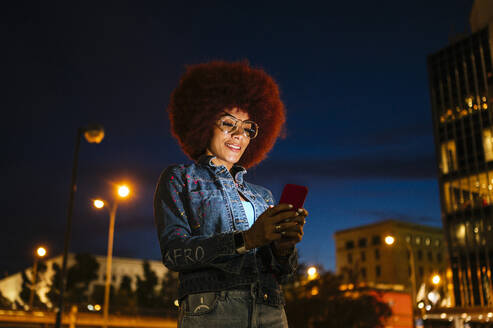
[279,184,308,209]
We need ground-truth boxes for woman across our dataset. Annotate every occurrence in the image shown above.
[154,61,308,328]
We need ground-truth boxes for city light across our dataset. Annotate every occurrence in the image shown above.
[94,304,101,311]
[427,291,439,304]
[431,274,441,285]
[384,235,395,245]
[417,301,425,309]
[307,266,318,280]
[36,247,46,257]
[83,124,105,144]
[118,185,130,198]
[425,304,432,311]
[94,199,105,209]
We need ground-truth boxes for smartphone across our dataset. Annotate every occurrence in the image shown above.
[279,184,308,210]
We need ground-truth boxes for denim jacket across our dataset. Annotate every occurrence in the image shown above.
[154,155,298,305]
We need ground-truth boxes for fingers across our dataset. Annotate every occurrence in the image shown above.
[264,203,295,217]
[270,210,299,224]
[297,208,309,217]
[274,222,299,233]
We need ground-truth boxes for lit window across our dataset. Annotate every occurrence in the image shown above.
[483,129,493,162]
[425,238,431,246]
[416,236,421,245]
[441,141,457,173]
[405,235,411,243]
[435,240,440,247]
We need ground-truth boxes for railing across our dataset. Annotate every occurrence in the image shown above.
[0,308,177,327]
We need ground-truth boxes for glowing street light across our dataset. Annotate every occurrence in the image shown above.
[384,235,395,245]
[93,199,105,209]
[93,183,131,328]
[36,247,47,258]
[307,266,318,280]
[431,274,440,285]
[117,185,130,198]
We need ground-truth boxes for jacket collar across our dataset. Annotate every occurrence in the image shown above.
[197,154,247,184]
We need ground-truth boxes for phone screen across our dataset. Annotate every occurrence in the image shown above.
[279,184,308,209]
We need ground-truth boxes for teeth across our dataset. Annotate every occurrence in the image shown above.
[226,143,240,150]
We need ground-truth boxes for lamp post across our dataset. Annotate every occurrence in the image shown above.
[28,246,47,310]
[55,124,104,328]
[384,235,417,308]
[93,184,130,328]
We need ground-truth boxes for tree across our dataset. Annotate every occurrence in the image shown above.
[65,254,99,304]
[136,261,158,310]
[112,275,137,314]
[284,267,392,328]
[46,254,99,308]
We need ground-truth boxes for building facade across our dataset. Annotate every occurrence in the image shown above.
[334,220,450,307]
[427,0,493,307]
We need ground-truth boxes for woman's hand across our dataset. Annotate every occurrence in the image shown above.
[243,204,300,250]
[272,207,308,256]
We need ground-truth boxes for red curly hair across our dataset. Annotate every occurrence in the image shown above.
[167,61,286,168]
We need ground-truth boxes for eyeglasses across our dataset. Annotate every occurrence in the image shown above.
[216,115,259,139]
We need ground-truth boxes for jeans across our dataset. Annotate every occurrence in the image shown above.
[178,284,289,328]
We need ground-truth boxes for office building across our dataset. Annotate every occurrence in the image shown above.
[427,0,493,307]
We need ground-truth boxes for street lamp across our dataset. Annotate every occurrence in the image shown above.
[28,246,47,310]
[55,124,104,328]
[307,266,318,280]
[384,235,417,308]
[93,184,131,328]
[431,274,441,286]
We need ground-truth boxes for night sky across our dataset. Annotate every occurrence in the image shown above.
[2,0,474,276]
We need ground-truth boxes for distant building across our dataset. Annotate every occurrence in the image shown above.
[427,0,493,307]
[334,220,451,307]
[0,254,167,309]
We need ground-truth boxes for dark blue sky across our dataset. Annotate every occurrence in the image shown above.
[2,0,474,275]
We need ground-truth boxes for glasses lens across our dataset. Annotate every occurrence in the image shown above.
[219,117,237,132]
[243,121,258,139]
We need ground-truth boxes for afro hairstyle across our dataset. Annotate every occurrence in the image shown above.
[167,60,286,169]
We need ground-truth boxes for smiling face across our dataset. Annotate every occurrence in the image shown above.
[206,108,251,171]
